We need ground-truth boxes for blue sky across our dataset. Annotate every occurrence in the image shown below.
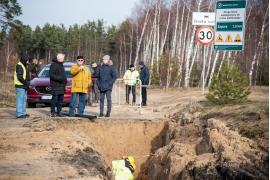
[18,0,139,28]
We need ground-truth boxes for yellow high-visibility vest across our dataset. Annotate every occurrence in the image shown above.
[112,160,134,180]
[14,62,26,86]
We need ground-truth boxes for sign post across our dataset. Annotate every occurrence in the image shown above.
[192,12,216,95]
[214,0,246,51]
[195,26,214,95]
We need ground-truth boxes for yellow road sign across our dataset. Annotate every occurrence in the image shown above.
[234,34,241,42]
[225,34,233,42]
[216,34,223,42]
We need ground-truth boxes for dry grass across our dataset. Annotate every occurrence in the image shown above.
[0,73,16,107]
[200,88,269,149]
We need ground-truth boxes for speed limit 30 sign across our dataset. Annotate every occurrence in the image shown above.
[196,26,214,45]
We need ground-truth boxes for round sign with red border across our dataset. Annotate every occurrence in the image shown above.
[196,26,214,45]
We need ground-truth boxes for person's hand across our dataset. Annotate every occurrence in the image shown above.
[80,65,85,70]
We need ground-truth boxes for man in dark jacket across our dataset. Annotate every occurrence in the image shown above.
[139,60,149,106]
[89,62,100,105]
[96,55,117,117]
[49,53,67,117]
[14,55,30,118]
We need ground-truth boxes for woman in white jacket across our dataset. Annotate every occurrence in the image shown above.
[123,64,140,105]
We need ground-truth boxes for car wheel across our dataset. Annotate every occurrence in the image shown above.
[27,103,36,108]
[44,103,51,107]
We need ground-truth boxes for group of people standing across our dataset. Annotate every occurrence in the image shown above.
[123,60,149,106]
[49,54,117,118]
[14,53,149,119]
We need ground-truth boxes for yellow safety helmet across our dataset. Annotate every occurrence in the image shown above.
[124,156,136,173]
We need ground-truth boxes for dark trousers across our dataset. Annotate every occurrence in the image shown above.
[51,94,64,114]
[69,93,87,116]
[100,90,112,115]
[88,82,100,105]
[141,87,147,105]
[92,83,100,103]
[128,85,136,104]
[125,85,129,103]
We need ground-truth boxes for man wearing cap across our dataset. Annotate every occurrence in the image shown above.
[69,56,91,117]
[95,55,117,117]
[123,64,140,105]
[14,55,31,118]
[138,60,149,106]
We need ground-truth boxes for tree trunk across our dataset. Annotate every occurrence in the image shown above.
[208,51,220,86]
[217,51,227,76]
[5,40,14,73]
[134,10,150,65]
[160,8,171,56]
[171,0,180,58]
[184,0,202,88]
[249,7,268,86]
[177,8,190,87]
[129,25,133,65]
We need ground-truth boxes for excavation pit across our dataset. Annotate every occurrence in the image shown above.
[59,119,169,178]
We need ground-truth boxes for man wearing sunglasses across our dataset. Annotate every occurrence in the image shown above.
[69,56,91,117]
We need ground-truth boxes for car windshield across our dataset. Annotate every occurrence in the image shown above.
[38,67,72,78]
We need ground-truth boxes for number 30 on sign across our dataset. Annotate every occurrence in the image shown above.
[196,26,214,45]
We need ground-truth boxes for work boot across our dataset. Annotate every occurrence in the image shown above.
[17,115,26,119]
[99,113,104,117]
[142,103,147,106]
[50,113,56,117]
[105,113,110,117]
[57,113,64,117]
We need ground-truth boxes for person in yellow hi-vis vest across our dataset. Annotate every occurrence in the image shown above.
[112,156,136,180]
[69,56,91,117]
[14,55,30,118]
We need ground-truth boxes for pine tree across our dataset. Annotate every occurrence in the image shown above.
[206,61,251,105]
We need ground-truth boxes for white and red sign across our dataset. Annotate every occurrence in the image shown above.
[196,26,214,45]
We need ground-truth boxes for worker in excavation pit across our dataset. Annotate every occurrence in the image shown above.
[123,64,140,105]
[112,156,136,180]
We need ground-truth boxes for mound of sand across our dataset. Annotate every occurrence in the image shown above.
[143,102,268,180]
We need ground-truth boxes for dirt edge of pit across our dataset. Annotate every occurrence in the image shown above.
[137,101,269,180]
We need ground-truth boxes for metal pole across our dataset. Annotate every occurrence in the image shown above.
[115,78,142,114]
[202,47,206,95]
[139,79,142,115]
[118,79,120,106]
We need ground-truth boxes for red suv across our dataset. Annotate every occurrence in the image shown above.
[27,62,74,108]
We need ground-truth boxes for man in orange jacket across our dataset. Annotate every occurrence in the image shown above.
[69,56,91,116]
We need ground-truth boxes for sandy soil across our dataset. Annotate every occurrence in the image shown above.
[0,87,268,179]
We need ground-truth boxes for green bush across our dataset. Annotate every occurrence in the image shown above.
[206,61,250,105]
[151,61,159,85]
